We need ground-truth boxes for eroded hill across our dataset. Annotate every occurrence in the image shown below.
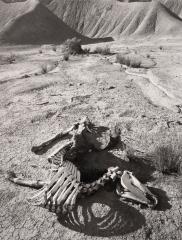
[0,0,95,44]
[44,0,182,39]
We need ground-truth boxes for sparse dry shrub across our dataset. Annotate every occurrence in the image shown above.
[94,45,111,55]
[6,53,16,64]
[41,64,48,74]
[129,57,141,68]
[63,52,69,61]
[150,137,182,175]
[147,54,150,58]
[116,53,141,68]
[54,61,59,67]
[159,46,163,50]
[62,37,84,55]
[83,47,90,55]
[52,45,57,52]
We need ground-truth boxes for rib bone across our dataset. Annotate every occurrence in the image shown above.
[51,176,73,204]
[57,180,76,205]
[63,183,79,211]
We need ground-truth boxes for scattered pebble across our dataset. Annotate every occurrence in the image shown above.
[107,86,115,90]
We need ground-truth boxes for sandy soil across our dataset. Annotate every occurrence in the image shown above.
[0,40,182,240]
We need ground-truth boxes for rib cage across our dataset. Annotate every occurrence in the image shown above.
[30,148,121,213]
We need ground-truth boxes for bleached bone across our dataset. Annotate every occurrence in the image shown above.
[116,171,158,208]
[7,171,46,188]
[72,163,77,179]
[47,171,71,196]
[31,116,92,155]
[31,127,75,154]
[58,180,77,204]
[68,161,73,173]
[56,180,76,205]
[51,179,73,206]
[63,183,80,212]
[70,185,80,206]
[46,165,66,191]
[48,172,70,196]
[76,168,80,181]
[64,161,71,173]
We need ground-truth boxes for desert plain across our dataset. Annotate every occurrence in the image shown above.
[0,0,182,240]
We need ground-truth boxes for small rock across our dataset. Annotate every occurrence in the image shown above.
[108,86,115,90]
[30,164,38,168]
[69,83,74,86]
[22,74,30,78]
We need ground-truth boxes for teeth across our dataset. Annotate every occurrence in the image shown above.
[119,191,148,205]
[129,172,148,194]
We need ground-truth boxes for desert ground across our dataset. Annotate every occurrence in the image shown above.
[0,37,182,240]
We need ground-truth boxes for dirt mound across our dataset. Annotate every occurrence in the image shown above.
[44,0,182,39]
[0,0,102,44]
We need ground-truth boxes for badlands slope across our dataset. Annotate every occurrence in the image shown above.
[161,0,182,17]
[44,0,182,39]
[0,0,96,44]
[0,0,182,44]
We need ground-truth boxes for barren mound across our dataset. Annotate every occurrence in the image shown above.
[1,0,182,43]
[161,0,182,17]
[0,0,97,44]
[45,0,182,38]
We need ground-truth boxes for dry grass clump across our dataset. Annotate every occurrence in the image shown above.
[116,53,141,68]
[6,53,16,64]
[83,47,90,55]
[63,53,69,61]
[159,46,163,50]
[150,137,182,175]
[54,61,59,67]
[40,61,59,74]
[41,64,48,74]
[62,37,84,55]
[146,54,151,58]
[93,45,111,55]
[52,45,57,52]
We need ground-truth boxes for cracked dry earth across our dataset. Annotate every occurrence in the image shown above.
[0,42,182,240]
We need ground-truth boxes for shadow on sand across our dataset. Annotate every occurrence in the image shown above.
[57,190,146,237]
[56,138,171,237]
